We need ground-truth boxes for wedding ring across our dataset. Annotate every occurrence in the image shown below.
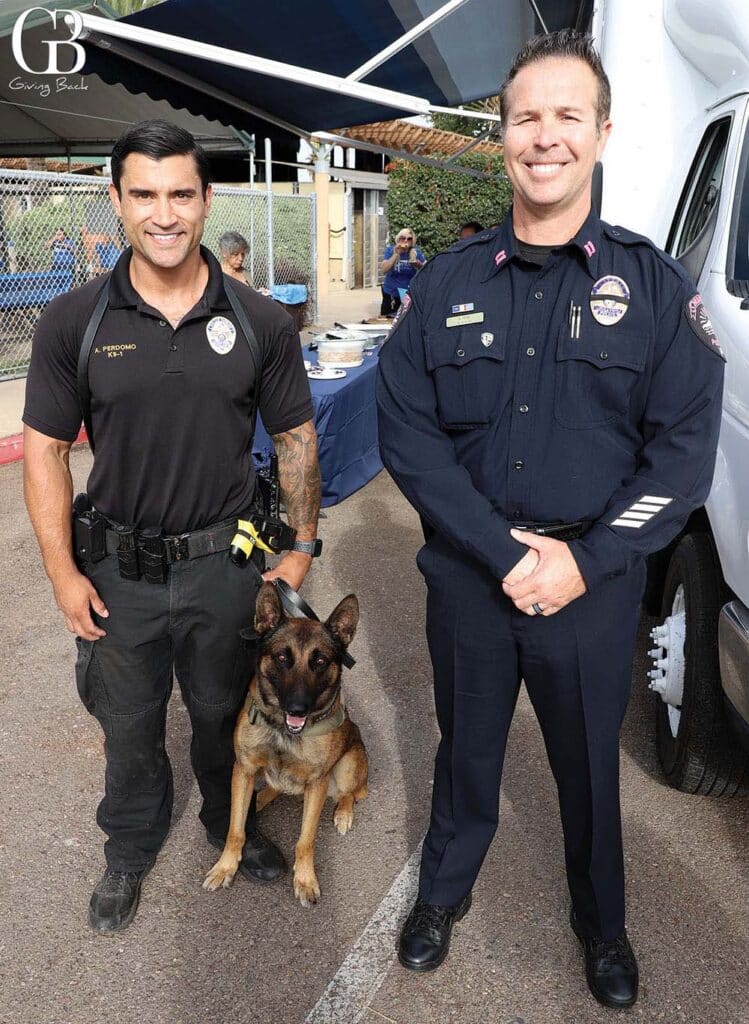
[532,602,544,615]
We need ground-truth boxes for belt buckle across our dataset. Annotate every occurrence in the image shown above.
[165,534,190,562]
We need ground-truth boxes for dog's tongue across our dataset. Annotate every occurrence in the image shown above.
[286,714,307,730]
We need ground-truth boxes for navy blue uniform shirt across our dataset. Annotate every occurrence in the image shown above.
[376,207,725,591]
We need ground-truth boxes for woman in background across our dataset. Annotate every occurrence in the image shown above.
[219,231,254,287]
[380,228,425,317]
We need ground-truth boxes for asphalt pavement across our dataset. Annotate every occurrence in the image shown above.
[1,449,747,1024]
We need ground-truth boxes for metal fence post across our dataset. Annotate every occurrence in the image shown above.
[265,137,274,292]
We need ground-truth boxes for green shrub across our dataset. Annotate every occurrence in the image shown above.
[385,153,512,257]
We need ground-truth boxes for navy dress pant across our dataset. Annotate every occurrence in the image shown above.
[417,534,645,940]
[74,548,263,871]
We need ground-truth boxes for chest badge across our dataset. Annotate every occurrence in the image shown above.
[589,275,630,326]
[445,311,484,327]
[206,316,236,354]
[481,332,494,347]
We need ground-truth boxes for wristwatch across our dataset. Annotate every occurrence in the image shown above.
[292,538,323,557]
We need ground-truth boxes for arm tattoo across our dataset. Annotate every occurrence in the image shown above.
[271,419,321,539]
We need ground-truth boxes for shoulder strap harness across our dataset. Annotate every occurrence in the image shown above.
[77,276,264,453]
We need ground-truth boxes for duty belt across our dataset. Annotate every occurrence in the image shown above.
[103,515,244,563]
[513,520,590,542]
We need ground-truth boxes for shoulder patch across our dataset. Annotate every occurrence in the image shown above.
[684,294,725,361]
[389,292,412,334]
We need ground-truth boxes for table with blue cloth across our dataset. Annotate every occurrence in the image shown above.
[253,344,384,507]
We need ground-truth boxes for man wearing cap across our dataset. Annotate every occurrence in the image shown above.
[23,120,321,933]
[376,30,724,1008]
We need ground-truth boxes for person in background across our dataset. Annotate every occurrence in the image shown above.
[46,226,76,269]
[380,228,425,317]
[219,230,254,286]
[459,221,484,239]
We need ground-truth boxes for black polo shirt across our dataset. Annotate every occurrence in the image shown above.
[24,246,313,533]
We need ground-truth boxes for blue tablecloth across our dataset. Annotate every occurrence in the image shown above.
[253,345,383,507]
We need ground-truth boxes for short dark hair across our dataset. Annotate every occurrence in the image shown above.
[110,119,211,197]
[499,30,611,130]
[460,221,484,234]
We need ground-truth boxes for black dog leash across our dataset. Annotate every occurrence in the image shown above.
[272,578,356,669]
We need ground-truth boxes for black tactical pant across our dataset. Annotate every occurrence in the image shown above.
[75,547,264,871]
[417,533,646,940]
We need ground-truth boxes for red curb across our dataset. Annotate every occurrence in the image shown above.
[0,427,88,467]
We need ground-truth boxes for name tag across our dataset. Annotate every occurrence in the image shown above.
[445,312,485,328]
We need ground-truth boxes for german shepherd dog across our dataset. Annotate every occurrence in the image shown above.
[203,581,368,906]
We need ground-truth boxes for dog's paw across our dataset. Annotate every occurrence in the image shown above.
[293,872,321,908]
[333,805,354,835]
[202,859,238,891]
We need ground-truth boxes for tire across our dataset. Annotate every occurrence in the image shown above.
[654,533,749,796]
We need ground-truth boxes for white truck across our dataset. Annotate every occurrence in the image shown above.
[591,0,749,795]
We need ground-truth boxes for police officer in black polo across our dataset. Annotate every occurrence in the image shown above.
[23,121,321,933]
[376,32,724,1009]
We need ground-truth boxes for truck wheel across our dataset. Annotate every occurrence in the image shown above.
[649,533,748,796]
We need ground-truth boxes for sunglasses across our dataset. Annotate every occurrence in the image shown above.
[398,236,413,242]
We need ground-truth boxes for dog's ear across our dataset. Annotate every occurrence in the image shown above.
[326,594,359,648]
[254,581,284,636]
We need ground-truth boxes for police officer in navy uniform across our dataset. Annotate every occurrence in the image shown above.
[23,121,321,933]
[376,32,725,1009]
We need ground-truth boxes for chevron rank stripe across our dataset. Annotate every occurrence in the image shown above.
[610,494,673,529]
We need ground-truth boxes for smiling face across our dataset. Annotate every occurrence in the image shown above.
[109,152,211,272]
[502,56,611,234]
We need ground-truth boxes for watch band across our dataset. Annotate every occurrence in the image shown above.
[292,538,323,557]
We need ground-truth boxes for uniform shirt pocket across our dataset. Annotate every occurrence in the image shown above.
[425,326,507,429]
[554,324,647,429]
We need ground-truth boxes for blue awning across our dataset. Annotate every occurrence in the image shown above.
[82,0,585,146]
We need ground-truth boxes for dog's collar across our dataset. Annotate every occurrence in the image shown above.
[247,690,345,738]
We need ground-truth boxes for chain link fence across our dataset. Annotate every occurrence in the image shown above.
[0,168,317,380]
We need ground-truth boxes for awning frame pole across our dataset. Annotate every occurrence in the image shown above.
[81,29,308,140]
[345,0,472,82]
[79,13,503,125]
[80,13,431,114]
[443,125,498,163]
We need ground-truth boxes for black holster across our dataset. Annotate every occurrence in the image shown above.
[72,493,106,566]
[138,528,168,584]
[113,524,141,581]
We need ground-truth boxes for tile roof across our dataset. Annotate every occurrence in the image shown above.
[336,119,503,158]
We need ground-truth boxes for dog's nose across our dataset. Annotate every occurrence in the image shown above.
[286,700,311,716]
[285,693,311,717]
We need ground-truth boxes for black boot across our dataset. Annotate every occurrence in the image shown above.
[398,893,472,972]
[571,910,639,1009]
[207,823,287,884]
[88,866,149,934]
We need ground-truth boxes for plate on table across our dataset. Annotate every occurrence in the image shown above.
[307,366,347,380]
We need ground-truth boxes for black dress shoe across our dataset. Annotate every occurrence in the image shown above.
[207,823,287,884]
[571,911,639,1009]
[398,893,472,972]
[88,866,149,934]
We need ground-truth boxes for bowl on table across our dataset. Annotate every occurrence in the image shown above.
[314,330,368,368]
